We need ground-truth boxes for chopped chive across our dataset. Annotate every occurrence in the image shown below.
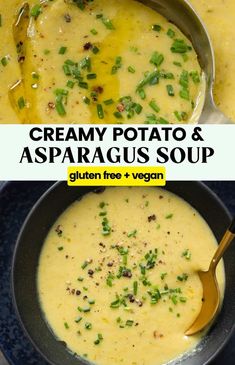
[182,249,191,260]
[137,88,146,100]
[122,254,128,265]
[126,320,134,327]
[167,28,175,38]
[59,46,67,55]
[75,316,82,323]
[77,276,84,282]
[160,272,167,280]
[85,322,92,330]
[173,61,182,67]
[116,317,122,323]
[81,261,88,269]
[111,56,122,74]
[106,273,114,287]
[94,333,103,345]
[137,71,159,90]
[127,229,137,238]
[54,88,68,96]
[18,96,26,110]
[99,202,106,208]
[64,322,69,329]
[171,295,178,305]
[179,70,189,88]
[66,80,75,89]
[165,213,173,219]
[113,111,123,119]
[78,81,88,89]
[179,297,187,303]
[44,49,50,55]
[128,66,135,73]
[57,246,64,251]
[99,211,107,216]
[88,299,95,304]
[96,14,103,19]
[74,0,86,10]
[65,59,75,66]
[55,100,66,116]
[87,73,97,80]
[149,99,160,113]
[101,16,115,30]
[77,306,91,313]
[110,299,120,308]
[135,103,143,114]
[174,110,188,122]
[63,64,71,76]
[166,84,174,96]
[83,96,90,105]
[97,104,104,119]
[190,70,200,83]
[150,52,164,67]
[152,24,161,32]
[80,56,91,71]
[90,28,98,35]
[0,14,2,27]
[177,273,188,282]
[30,4,42,19]
[92,46,100,54]
[32,72,39,79]
[171,39,191,53]
[103,99,114,105]
[133,281,138,295]
[159,117,169,124]
[180,88,190,100]
[1,56,8,67]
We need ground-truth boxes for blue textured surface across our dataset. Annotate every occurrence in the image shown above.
[0,181,234,365]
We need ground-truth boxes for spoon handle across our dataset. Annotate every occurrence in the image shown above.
[210,218,235,270]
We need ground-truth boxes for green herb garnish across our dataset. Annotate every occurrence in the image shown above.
[94,333,103,345]
[127,229,137,238]
[30,4,42,19]
[152,24,161,32]
[177,273,188,282]
[64,322,69,329]
[59,46,67,55]
[182,249,191,260]
[97,104,104,119]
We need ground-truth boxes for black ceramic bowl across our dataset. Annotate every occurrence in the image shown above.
[12,182,235,365]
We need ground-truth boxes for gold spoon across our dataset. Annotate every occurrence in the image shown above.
[185,217,235,336]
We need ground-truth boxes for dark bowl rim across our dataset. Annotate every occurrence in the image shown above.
[11,181,234,365]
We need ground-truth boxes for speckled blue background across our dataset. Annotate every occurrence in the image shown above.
[0,182,234,365]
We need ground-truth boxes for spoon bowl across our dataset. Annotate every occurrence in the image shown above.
[185,219,235,335]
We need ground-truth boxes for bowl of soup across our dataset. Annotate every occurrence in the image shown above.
[12,182,235,365]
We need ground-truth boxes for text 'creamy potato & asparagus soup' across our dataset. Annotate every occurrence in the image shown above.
[0,0,205,124]
[37,187,225,365]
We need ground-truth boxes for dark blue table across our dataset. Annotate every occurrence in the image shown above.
[0,182,234,365]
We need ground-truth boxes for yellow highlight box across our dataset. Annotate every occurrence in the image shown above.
[67,166,166,186]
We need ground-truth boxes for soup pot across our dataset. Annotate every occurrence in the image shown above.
[12,182,235,365]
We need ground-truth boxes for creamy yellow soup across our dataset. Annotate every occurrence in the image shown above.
[190,0,235,121]
[38,187,224,365]
[0,0,204,124]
